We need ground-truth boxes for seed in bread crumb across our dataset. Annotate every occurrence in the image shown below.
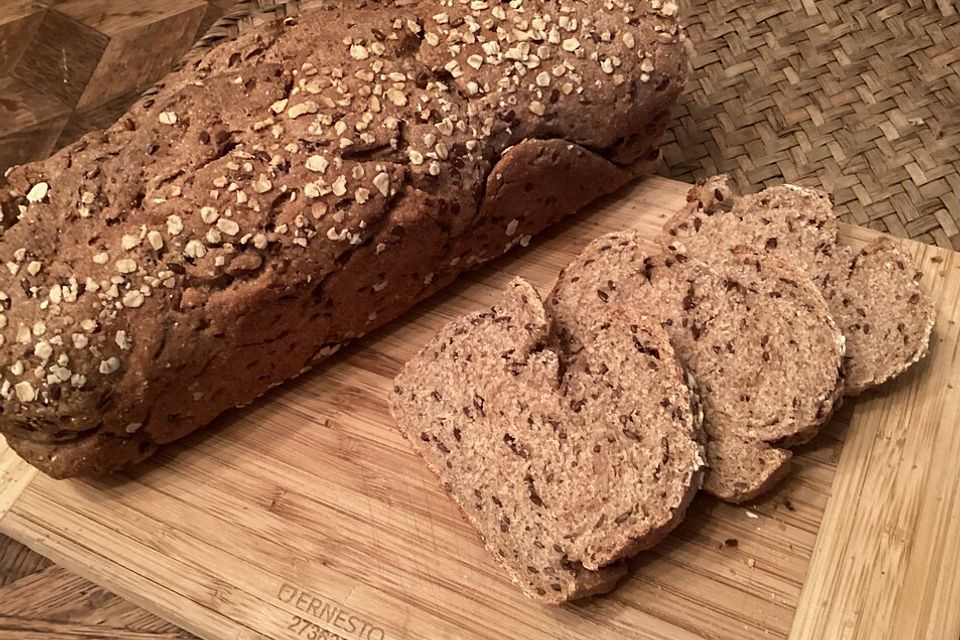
[252,175,273,193]
[345,41,370,60]
[407,149,425,165]
[355,187,371,204]
[287,101,320,119]
[505,219,519,236]
[331,175,348,197]
[562,37,580,52]
[305,155,329,173]
[26,261,42,276]
[122,291,145,308]
[622,32,636,48]
[385,88,408,107]
[372,172,391,197]
[125,422,143,433]
[50,365,71,383]
[32,322,45,336]
[99,357,121,375]
[26,182,50,203]
[33,341,52,361]
[115,259,137,274]
[115,330,131,350]
[167,215,184,236]
[81,191,96,204]
[14,381,36,402]
[121,234,140,250]
[158,111,178,125]
[270,99,288,114]
[529,101,546,116]
[72,333,89,349]
[184,240,206,259]
[147,230,164,251]
[217,218,240,236]
[200,207,219,223]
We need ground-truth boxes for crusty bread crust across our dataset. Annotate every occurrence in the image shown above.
[0,0,687,477]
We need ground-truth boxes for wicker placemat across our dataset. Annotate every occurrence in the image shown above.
[661,0,960,249]
[168,0,960,250]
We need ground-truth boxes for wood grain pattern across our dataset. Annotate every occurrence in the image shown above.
[790,233,960,640]
[0,537,49,588]
[0,565,194,639]
[2,177,957,640]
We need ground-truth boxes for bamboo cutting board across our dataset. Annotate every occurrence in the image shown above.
[1,177,958,640]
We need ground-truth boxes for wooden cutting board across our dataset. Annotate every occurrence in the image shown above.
[1,176,958,640]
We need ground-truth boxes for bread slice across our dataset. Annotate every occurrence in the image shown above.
[815,238,935,393]
[660,175,935,394]
[390,278,704,603]
[548,232,845,502]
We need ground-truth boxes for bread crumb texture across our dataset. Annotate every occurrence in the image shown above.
[660,175,936,395]
[390,278,704,602]
[549,230,846,503]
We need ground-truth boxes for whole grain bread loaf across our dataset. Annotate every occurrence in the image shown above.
[660,175,935,394]
[548,231,845,502]
[390,278,705,603]
[0,0,687,477]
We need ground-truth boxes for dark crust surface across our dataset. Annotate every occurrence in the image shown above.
[0,0,687,477]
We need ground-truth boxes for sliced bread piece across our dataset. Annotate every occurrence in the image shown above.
[814,238,935,393]
[390,278,704,603]
[663,175,838,276]
[548,232,845,502]
[659,175,935,395]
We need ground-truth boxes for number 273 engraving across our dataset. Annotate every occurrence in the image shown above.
[287,615,344,640]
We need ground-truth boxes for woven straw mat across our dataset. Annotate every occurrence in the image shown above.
[186,0,960,249]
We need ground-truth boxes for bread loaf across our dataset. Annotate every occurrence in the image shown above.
[660,175,935,394]
[0,0,687,477]
[548,231,845,502]
[390,278,705,602]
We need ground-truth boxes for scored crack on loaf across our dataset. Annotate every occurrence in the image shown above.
[390,278,705,603]
[548,231,845,502]
[660,175,935,395]
[0,0,688,477]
